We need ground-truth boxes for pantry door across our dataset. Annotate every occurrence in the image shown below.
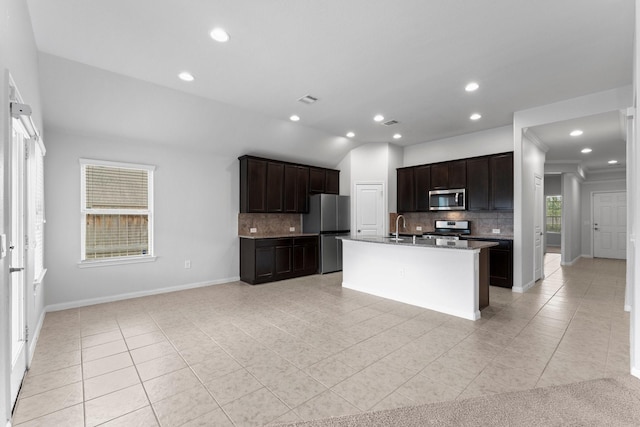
[355,183,384,237]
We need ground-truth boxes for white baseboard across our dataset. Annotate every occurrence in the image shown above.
[27,309,47,368]
[561,254,583,266]
[632,366,640,380]
[625,304,632,312]
[45,276,240,312]
[512,279,535,293]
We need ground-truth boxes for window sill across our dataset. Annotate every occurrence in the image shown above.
[78,256,157,268]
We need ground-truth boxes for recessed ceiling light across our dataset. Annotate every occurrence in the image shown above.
[210,28,230,43]
[581,148,592,154]
[373,114,384,122]
[608,160,618,164]
[570,129,583,137]
[465,82,479,92]
[346,132,355,138]
[178,71,194,82]
[393,133,402,139]
[470,113,482,121]
[289,115,300,122]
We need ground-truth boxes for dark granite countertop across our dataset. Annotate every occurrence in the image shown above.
[340,236,499,250]
[238,233,319,239]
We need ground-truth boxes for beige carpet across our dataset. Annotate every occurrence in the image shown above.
[279,376,640,427]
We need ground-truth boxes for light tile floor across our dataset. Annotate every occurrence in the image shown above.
[12,254,629,426]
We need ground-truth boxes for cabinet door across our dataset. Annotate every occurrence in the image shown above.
[255,246,274,280]
[274,243,293,279]
[309,167,326,193]
[430,164,448,189]
[325,169,340,194]
[489,248,512,287]
[246,158,267,212]
[284,165,300,213]
[490,153,514,210]
[266,162,284,212]
[293,237,318,274]
[448,160,466,188]
[297,166,310,212]
[414,165,431,211]
[397,167,415,212]
[466,157,489,210]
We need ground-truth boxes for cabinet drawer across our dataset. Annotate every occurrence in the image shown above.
[255,238,292,248]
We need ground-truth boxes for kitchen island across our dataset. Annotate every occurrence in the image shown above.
[339,236,498,320]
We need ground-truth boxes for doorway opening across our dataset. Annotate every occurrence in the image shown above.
[545,195,562,254]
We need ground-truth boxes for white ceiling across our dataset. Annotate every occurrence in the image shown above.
[26,0,633,167]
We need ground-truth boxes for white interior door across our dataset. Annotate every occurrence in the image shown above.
[593,192,627,259]
[10,117,28,408]
[355,183,384,237]
[534,175,543,281]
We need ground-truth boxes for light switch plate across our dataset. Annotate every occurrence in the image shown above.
[416,226,422,231]
[250,227,257,233]
[289,227,295,232]
[492,229,500,234]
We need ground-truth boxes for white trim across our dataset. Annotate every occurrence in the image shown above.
[80,159,155,261]
[561,254,583,266]
[513,279,535,293]
[33,268,47,285]
[79,158,156,171]
[626,304,632,312]
[632,367,640,380]
[78,256,157,268]
[27,309,46,369]
[45,277,240,312]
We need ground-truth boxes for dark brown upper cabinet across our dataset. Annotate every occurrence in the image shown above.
[240,157,267,213]
[284,164,309,213]
[240,155,337,213]
[430,160,466,189]
[309,167,326,194]
[466,157,490,210]
[265,162,284,212]
[397,167,415,213]
[414,165,431,211]
[490,153,514,210]
[325,169,340,194]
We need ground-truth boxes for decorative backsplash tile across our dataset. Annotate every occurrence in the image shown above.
[390,211,514,237]
[238,213,302,236]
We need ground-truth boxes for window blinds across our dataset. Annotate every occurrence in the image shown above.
[85,166,148,209]
[83,163,152,260]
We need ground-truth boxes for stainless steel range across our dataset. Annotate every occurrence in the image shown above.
[423,220,471,240]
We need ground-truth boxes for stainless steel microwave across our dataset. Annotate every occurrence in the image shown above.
[428,188,466,211]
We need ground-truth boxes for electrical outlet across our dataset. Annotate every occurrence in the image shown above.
[250,227,257,233]
[289,227,295,232]
[184,260,191,269]
[399,268,405,278]
[416,226,422,231]
[492,229,500,234]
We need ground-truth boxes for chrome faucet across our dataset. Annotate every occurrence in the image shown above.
[395,214,406,241]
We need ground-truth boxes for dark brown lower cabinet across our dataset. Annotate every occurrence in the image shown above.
[240,236,318,284]
[463,238,513,288]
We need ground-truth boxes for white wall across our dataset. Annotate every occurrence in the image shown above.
[0,0,44,423]
[580,179,627,256]
[562,173,582,264]
[403,125,513,166]
[45,129,240,308]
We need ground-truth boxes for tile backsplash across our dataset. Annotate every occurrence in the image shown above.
[238,213,302,236]
[390,211,513,237]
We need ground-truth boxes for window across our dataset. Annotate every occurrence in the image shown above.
[80,159,155,265]
[546,195,562,233]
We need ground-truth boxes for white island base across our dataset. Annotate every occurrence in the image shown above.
[341,238,490,320]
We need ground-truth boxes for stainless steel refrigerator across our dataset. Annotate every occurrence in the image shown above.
[303,194,350,273]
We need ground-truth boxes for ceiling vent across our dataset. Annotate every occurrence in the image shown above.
[297,95,319,105]
[383,119,399,126]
